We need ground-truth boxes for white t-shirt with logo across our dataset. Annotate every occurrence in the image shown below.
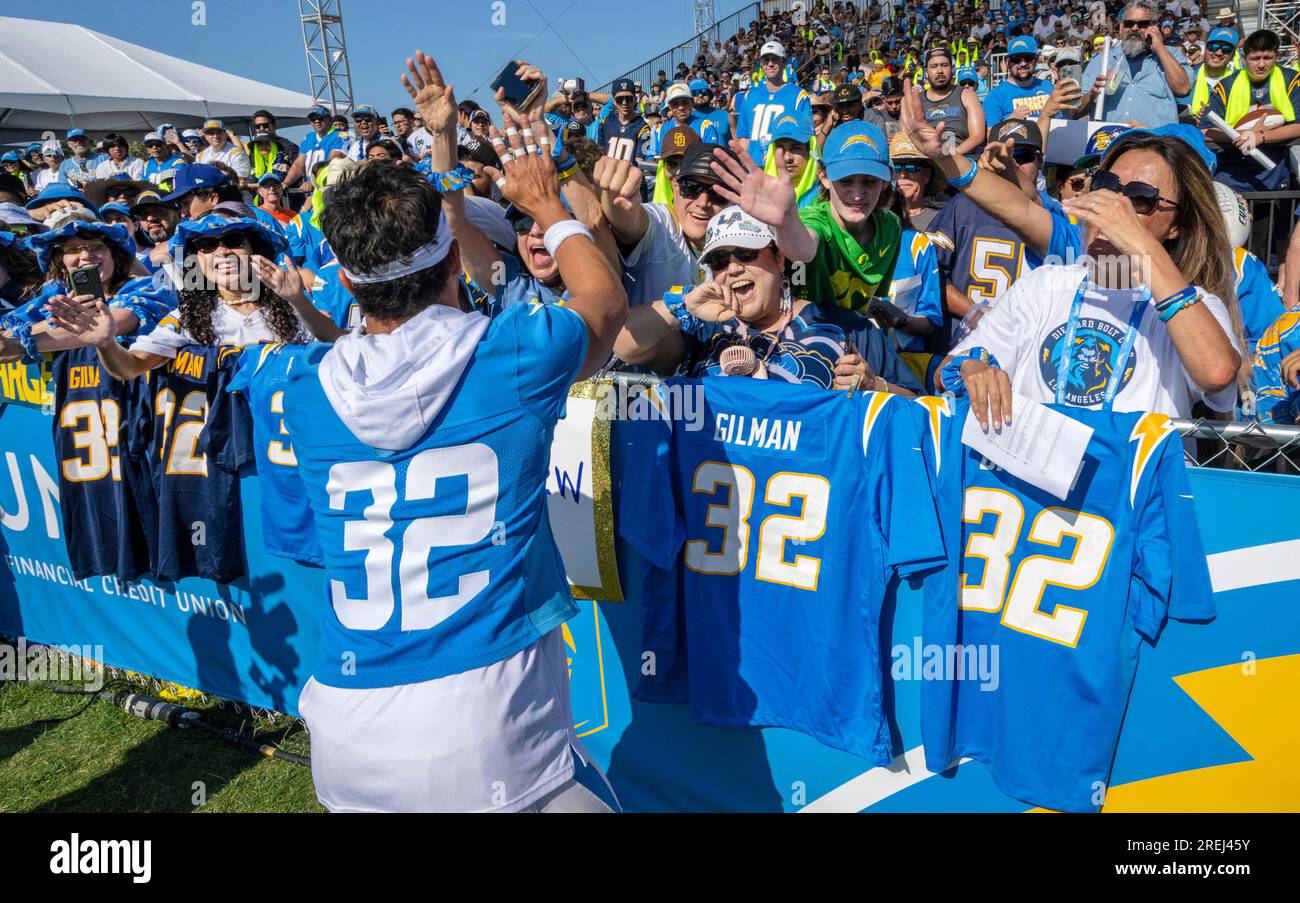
[953,263,1241,418]
[198,145,252,179]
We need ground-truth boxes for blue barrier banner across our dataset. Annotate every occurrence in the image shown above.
[2,399,1298,811]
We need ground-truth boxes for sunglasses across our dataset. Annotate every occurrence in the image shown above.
[1008,54,1036,64]
[354,116,376,123]
[701,246,764,271]
[1122,18,1154,28]
[511,215,536,235]
[1067,175,1089,190]
[193,234,252,254]
[1012,147,1042,164]
[676,179,728,205]
[253,122,273,131]
[1089,170,1179,214]
[1207,42,1235,53]
[62,241,109,256]
[895,161,928,174]
[614,95,636,103]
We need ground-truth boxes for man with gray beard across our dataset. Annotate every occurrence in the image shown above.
[1080,0,1192,127]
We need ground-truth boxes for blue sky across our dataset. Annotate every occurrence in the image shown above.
[22,0,736,138]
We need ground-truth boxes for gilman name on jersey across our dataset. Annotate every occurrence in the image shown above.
[713,412,802,452]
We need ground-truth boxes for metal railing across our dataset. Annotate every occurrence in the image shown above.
[1242,191,1300,274]
[596,3,763,92]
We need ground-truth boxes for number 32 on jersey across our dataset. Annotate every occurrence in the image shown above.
[960,488,1115,647]
[684,461,830,591]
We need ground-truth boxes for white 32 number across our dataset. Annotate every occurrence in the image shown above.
[326,445,499,631]
[686,462,829,592]
[960,488,1114,647]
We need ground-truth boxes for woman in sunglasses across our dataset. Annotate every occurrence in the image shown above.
[0,220,172,363]
[614,207,914,394]
[903,82,1242,425]
[44,216,343,381]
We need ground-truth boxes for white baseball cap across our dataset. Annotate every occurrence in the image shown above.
[759,40,786,59]
[662,82,693,107]
[701,206,776,260]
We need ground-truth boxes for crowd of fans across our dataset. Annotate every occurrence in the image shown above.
[0,0,1298,433]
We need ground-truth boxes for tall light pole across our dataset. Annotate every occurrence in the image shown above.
[299,0,356,115]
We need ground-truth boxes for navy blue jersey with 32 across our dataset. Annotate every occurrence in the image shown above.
[51,347,156,581]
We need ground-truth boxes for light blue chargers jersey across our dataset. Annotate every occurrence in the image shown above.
[735,82,811,164]
[281,302,589,689]
[308,260,359,330]
[885,229,942,352]
[916,396,1216,812]
[228,343,324,567]
[620,379,946,762]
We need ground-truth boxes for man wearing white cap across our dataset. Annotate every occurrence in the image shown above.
[646,82,719,160]
[33,142,66,192]
[735,40,811,166]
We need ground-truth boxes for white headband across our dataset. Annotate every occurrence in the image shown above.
[340,216,452,285]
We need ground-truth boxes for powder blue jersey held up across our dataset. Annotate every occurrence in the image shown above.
[620,379,947,762]
[735,82,811,164]
[280,303,589,689]
[916,396,1216,811]
[228,344,324,567]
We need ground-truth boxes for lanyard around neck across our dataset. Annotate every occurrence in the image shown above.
[1055,274,1150,410]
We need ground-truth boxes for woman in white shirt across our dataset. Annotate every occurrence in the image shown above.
[46,215,342,379]
[899,82,1242,428]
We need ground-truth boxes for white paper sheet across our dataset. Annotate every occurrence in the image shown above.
[960,394,1094,500]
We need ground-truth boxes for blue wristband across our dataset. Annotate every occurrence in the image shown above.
[946,156,978,189]
[940,347,1001,397]
[13,323,41,364]
[430,164,475,193]
[1156,285,1200,322]
[664,285,703,334]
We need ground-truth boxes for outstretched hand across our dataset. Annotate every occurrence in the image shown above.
[482,110,564,224]
[46,294,117,349]
[252,255,308,303]
[899,78,951,161]
[402,50,457,136]
[709,141,796,226]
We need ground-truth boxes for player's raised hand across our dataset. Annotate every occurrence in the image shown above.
[592,154,643,211]
[483,109,563,223]
[402,50,457,136]
[899,78,949,160]
[710,142,795,227]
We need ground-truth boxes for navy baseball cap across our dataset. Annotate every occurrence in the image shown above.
[1008,35,1039,56]
[822,121,892,182]
[67,128,87,140]
[307,104,330,119]
[613,78,636,96]
[160,163,227,203]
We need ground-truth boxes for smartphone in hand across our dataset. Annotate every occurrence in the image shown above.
[490,61,542,110]
[68,265,104,301]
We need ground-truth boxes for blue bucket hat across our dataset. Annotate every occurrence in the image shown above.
[822,121,891,182]
[26,220,134,273]
[25,184,97,214]
[171,214,289,262]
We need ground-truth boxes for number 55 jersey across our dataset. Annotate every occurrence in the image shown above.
[620,379,947,763]
[917,398,1216,812]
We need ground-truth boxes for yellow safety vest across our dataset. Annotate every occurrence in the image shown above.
[251,141,281,180]
[1224,66,1296,126]
[1191,64,1234,116]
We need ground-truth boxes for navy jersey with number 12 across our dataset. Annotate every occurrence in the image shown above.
[620,379,947,762]
[916,396,1216,812]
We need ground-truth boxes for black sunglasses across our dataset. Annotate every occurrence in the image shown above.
[1011,147,1042,164]
[1122,17,1154,28]
[193,233,252,254]
[1067,175,1089,190]
[1090,170,1179,214]
[511,215,535,235]
[676,179,728,205]
[1008,54,1036,64]
[614,95,637,103]
[701,245,764,271]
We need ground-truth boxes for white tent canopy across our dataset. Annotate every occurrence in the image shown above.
[0,16,320,143]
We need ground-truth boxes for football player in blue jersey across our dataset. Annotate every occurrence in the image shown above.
[735,41,812,166]
[263,50,626,813]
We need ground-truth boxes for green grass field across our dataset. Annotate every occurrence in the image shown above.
[0,678,321,812]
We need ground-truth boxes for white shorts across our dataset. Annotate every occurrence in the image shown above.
[299,628,584,812]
